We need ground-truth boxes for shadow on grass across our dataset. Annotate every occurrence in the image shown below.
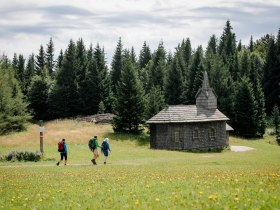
[176,146,230,154]
[103,132,150,146]
[230,134,265,141]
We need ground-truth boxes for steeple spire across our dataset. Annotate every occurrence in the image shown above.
[195,71,217,110]
[202,71,210,90]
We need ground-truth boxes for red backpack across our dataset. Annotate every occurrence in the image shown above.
[58,141,64,152]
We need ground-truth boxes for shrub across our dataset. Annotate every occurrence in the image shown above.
[5,151,42,162]
[0,154,5,161]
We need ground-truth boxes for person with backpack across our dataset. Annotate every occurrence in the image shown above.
[56,138,67,166]
[88,136,102,165]
[101,138,111,165]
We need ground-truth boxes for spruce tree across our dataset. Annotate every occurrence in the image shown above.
[166,51,173,65]
[183,38,192,67]
[139,60,153,94]
[150,59,166,90]
[12,53,24,89]
[113,57,145,134]
[94,44,111,113]
[46,37,55,76]
[254,34,273,59]
[149,41,166,89]
[263,33,280,113]
[27,67,51,120]
[205,35,218,84]
[237,40,242,52]
[17,54,25,90]
[0,66,30,134]
[35,45,46,75]
[187,46,204,104]
[139,41,152,69]
[165,55,184,105]
[111,38,123,94]
[130,46,137,66]
[218,20,239,80]
[12,53,18,72]
[81,44,111,115]
[240,50,251,77]
[175,43,187,80]
[218,20,237,58]
[24,54,35,95]
[48,40,80,118]
[0,55,9,69]
[81,58,98,115]
[234,77,258,137]
[206,35,217,57]
[207,56,235,120]
[145,86,165,120]
[56,49,64,70]
[249,36,254,52]
[87,43,94,62]
[76,38,88,85]
[250,53,266,136]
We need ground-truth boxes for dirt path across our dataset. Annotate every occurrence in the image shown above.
[0,163,100,168]
[230,145,255,152]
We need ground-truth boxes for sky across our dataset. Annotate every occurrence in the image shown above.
[0,0,280,64]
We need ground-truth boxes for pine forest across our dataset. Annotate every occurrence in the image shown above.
[0,20,279,137]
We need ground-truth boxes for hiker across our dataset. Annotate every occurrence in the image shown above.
[101,138,111,165]
[57,138,67,166]
[88,136,102,165]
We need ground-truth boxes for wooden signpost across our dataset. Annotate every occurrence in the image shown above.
[39,120,44,154]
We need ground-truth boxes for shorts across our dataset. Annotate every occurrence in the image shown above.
[103,150,109,157]
[93,149,99,156]
[60,153,67,160]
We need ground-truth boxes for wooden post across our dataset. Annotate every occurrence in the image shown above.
[39,120,44,154]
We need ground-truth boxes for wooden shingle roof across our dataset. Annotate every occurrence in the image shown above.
[146,105,229,124]
[226,123,234,131]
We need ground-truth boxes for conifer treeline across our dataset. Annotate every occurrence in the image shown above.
[0,21,279,137]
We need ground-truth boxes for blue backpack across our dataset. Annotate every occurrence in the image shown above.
[101,141,108,151]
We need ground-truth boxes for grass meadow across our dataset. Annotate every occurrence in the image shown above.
[0,120,279,209]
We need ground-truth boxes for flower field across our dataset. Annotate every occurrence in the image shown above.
[0,120,279,209]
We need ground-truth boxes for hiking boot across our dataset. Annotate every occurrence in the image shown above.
[56,162,60,166]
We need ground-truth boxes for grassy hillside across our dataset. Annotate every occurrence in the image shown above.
[0,120,279,209]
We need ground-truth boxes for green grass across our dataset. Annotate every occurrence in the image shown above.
[0,121,280,209]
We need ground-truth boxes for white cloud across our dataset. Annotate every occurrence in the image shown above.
[0,0,279,63]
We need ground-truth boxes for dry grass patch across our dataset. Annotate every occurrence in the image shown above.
[44,120,113,145]
[0,120,113,148]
